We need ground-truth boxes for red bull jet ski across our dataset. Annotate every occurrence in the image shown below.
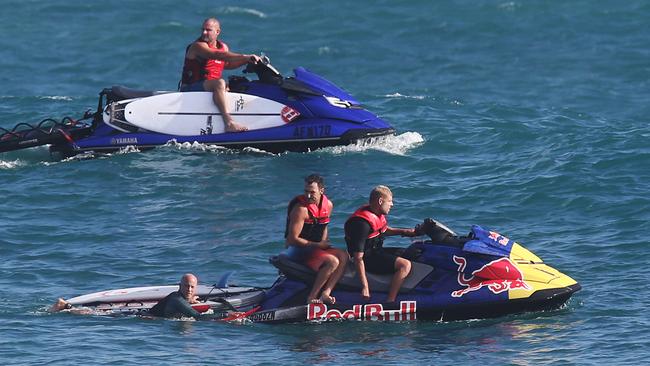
[1,57,394,156]
[56,219,580,323]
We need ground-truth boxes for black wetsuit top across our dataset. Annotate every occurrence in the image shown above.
[148,291,205,319]
[344,217,397,274]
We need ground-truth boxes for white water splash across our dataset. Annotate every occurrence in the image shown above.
[162,140,276,156]
[163,134,424,156]
[219,6,267,18]
[0,159,23,169]
[116,145,141,154]
[39,96,73,101]
[385,93,426,100]
[321,131,424,156]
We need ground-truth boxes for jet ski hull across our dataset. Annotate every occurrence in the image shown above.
[3,59,396,156]
[254,223,581,323]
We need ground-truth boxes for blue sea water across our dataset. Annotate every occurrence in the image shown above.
[1,0,649,364]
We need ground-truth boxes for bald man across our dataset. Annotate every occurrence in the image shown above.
[179,18,261,132]
[147,273,207,318]
[51,274,217,319]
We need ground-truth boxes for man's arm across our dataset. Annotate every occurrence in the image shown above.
[345,218,372,299]
[285,205,329,248]
[189,42,257,64]
[384,226,417,237]
[166,294,202,318]
[353,252,370,299]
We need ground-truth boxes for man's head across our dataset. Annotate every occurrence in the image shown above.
[179,273,198,300]
[369,185,393,215]
[303,174,325,204]
[201,18,221,43]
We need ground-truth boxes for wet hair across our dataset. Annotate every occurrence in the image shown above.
[305,174,325,189]
[370,185,392,203]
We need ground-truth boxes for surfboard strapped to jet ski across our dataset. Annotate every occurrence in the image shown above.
[1,57,395,156]
[55,218,580,323]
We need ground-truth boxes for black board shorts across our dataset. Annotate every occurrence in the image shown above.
[363,249,397,274]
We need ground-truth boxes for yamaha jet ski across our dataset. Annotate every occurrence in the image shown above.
[1,57,395,156]
[253,218,581,323]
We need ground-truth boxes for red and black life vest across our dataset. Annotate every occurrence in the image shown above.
[180,40,228,85]
[349,205,387,250]
[285,194,331,243]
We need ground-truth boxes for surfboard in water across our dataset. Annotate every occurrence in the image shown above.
[66,285,252,305]
[122,92,294,136]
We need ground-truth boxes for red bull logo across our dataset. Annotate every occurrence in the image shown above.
[452,256,531,297]
[488,231,510,246]
[307,301,416,321]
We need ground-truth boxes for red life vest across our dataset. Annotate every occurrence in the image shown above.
[285,194,331,242]
[180,40,228,85]
[351,205,387,239]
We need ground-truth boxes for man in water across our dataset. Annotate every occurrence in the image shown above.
[344,185,419,302]
[147,273,207,318]
[285,174,349,304]
[179,18,261,132]
[51,273,215,320]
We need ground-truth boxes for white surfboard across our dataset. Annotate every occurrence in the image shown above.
[102,97,142,133]
[122,92,295,136]
[66,285,254,305]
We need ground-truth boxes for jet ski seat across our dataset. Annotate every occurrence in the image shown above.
[106,86,170,102]
[270,249,434,294]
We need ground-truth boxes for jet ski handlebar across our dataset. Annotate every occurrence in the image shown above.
[415,217,472,247]
[243,55,283,85]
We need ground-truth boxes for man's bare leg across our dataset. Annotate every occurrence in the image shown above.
[204,79,247,132]
[319,249,349,304]
[307,255,338,304]
[387,257,411,302]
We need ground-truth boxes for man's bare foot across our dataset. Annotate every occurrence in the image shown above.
[319,293,336,305]
[225,121,248,132]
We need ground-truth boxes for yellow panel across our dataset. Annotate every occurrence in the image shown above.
[509,243,542,263]
[508,262,578,300]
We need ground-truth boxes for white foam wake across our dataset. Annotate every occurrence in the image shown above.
[162,140,276,156]
[321,131,425,156]
[0,159,23,169]
[219,6,267,18]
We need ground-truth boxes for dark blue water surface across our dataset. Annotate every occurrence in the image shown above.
[1,1,649,365]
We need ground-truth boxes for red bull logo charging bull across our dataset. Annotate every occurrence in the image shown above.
[307,301,416,321]
[452,256,531,297]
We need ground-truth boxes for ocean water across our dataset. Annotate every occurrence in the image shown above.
[1,1,649,365]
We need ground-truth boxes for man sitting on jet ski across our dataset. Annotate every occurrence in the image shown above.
[179,17,261,132]
[285,174,349,304]
[345,185,421,302]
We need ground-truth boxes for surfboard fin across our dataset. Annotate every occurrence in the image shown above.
[215,271,235,288]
